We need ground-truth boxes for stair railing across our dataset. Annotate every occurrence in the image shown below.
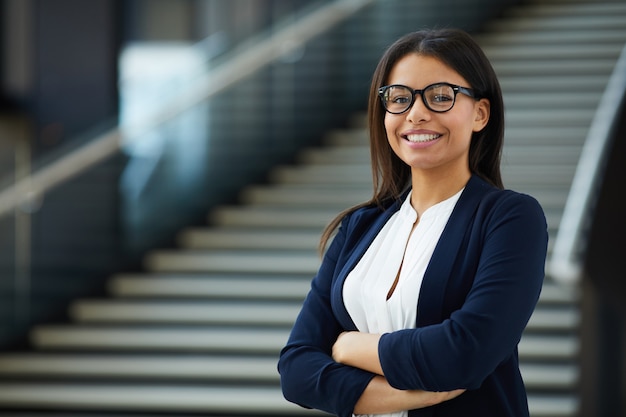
[0,0,374,220]
[549,43,626,285]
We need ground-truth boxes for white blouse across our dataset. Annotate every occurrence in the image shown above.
[343,189,463,417]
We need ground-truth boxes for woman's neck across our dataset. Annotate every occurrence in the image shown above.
[409,170,470,216]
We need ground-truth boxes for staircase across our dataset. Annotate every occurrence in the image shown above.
[1,0,625,415]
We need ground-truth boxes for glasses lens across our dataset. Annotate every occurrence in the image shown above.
[424,84,455,112]
[381,86,413,114]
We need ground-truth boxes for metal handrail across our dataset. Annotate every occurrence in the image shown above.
[0,0,374,219]
[549,43,626,285]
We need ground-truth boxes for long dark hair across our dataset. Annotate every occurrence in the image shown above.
[319,28,504,252]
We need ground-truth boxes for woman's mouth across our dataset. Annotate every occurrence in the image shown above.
[404,133,442,143]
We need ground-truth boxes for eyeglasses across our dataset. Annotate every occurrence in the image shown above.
[378,82,476,114]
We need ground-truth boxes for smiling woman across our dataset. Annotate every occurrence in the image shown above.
[278,28,548,417]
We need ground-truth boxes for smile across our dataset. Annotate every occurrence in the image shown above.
[404,133,442,143]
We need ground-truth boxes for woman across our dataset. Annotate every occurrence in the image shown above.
[278,28,547,417]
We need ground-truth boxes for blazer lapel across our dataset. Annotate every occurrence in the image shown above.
[416,175,492,326]
[332,196,405,330]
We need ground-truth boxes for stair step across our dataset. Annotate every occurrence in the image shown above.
[144,250,320,274]
[239,181,569,199]
[494,59,616,76]
[70,300,300,326]
[210,206,335,228]
[539,281,579,305]
[108,273,311,300]
[178,228,321,250]
[223,189,563,221]
[0,354,578,390]
[529,395,579,417]
[518,334,579,360]
[30,326,289,353]
[234,189,573,214]
[205,204,560,248]
[323,129,367,146]
[512,191,566,211]
[67,299,575,330]
[499,75,609,92]
[269,164,371,185]
[504,109,594,127]
[0,382,579,416]
[239,184,372,207]
[225,207,560,246]
[299,144,583,169]
[0,354,279,382]
[298,146,370,164]
[501,166,576,187]
[502,146,583,166]
[527,307,580,332]
[107,274,576,305]
[504,127,588,145]
[270,165,575,186]
[237,184,568,211]
[487,14,626,32]
[190,202,556,240]
[478,29,626,46]
[521,363,579,390]
[503,92,601,109]
[0,384,310,415]
[483,43,623,61]
[30,326,577,361]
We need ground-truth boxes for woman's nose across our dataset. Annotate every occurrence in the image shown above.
[405,95,430,123]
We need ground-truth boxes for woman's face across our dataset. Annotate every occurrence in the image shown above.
[384,53,489,179]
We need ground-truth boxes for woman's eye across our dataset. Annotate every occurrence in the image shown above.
[432,94,453,103]
[391,95,410,104]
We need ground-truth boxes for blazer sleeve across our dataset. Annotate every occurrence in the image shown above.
[278,215,376,417]
[378,192,548,391]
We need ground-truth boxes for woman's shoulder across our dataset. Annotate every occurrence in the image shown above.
[330,195,406,252]
[343,194,405,227]
[468,177,546,227]
[468,175,542,206]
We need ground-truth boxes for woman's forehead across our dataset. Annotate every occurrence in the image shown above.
[387,53,468,87]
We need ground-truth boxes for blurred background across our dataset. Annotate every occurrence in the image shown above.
[0,0,625,416]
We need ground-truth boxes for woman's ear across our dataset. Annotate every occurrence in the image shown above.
[472,98,490,132]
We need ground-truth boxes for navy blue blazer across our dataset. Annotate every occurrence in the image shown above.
[278,175,548,417]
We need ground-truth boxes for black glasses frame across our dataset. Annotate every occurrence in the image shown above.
[378,82,476,114]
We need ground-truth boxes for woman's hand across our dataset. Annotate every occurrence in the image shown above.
[332,331,383,375]
[415,389,466,408]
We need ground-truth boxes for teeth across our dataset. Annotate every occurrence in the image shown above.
[405,134,440,143]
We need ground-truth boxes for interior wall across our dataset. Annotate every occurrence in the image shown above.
[0,0,122,348]
[0,0,34,109]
